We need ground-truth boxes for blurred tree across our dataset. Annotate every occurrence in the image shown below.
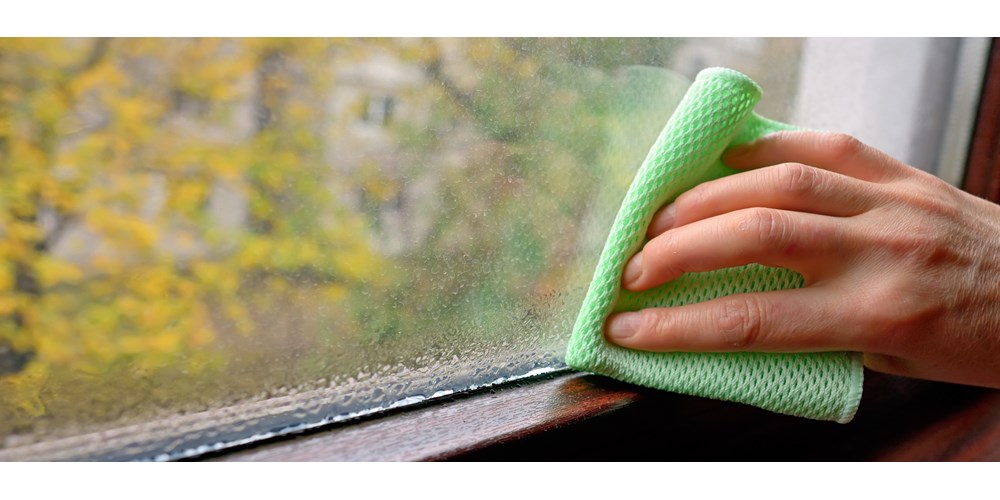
[0,38,383,428]
[0,37,685,441]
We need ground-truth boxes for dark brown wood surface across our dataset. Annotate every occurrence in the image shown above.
[213,372,640,461]
[454,371,1000,461]
[874,389,1000,461]
[213,369,1000,461]
[963,39,1000,201]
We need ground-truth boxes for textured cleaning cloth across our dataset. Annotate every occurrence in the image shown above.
[565,67,863,423]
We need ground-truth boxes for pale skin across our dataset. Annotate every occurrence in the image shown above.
[605,130,1000,389]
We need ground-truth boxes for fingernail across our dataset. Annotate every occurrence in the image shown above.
[622,253,642,287]
[607,312,642,340]
[649,203,676,235]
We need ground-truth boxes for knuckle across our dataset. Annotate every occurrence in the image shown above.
[907,225,950,263]
[717,297,764,348]
[641,308,676,339]
[874,214,952,267]
[824,133,865,161]
[894,177,963,220]
[775,162,820,197]
[738,207,787,249]
[912,169,949,190]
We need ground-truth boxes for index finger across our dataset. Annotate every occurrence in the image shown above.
[723,130,910,183]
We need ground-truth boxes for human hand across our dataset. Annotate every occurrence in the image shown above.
[605,131,1000,388]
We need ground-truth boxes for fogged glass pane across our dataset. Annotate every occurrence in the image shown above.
[1,38,808,459]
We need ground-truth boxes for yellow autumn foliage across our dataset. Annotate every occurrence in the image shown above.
[1,38,383,416]
[34,256,84,288]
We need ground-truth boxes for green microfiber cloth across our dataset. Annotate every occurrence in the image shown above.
[565,67,864,423]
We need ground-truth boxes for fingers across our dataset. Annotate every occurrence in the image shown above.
[605,288,855,353]
[647,162,885,238]
[626,208,851,291]
[608,130,908,355]
[723,130,911,183]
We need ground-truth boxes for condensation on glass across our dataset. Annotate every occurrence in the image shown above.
[0,38,982,460]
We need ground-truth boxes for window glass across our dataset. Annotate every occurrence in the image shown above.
[0,38,982,460]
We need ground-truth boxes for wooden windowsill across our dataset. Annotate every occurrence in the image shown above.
[207,369,1000,461]
[207,371,641,461]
